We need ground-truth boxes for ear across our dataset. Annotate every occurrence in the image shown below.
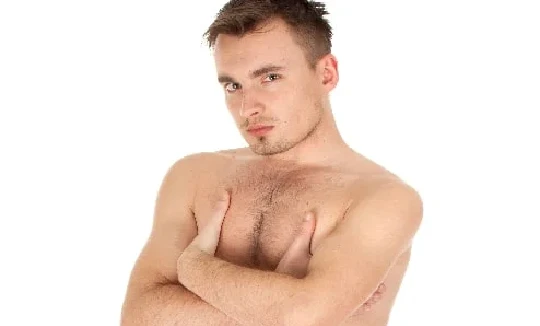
[317,54,339,91]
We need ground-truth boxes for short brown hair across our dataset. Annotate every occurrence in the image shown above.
[203,0,333,68]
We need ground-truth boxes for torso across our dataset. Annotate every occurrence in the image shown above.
[192,148,413,325]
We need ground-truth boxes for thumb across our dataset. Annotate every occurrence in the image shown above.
[215,189,231,209]
[209,189,230,227]
[290,212,317,256]
[197,190,230,244]
[207,189,230,222]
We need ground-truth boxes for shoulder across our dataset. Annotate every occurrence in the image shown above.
[160,151,226,195]
[168,148,242,174]
[345,174,424,240]
[165,148,243,192]
[344,154,423,222]
[215,146,255,160]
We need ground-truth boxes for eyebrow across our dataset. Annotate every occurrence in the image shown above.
[218,64,285,84]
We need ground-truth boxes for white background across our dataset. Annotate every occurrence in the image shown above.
[1,0,539,325]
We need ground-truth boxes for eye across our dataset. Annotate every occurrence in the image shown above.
[224,82,240,93]
[264,73,281,82]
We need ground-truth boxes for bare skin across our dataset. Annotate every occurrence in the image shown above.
[276,216,387,313]
[187,150,412,326]
[121,17,422,326]
[120,152,387,326]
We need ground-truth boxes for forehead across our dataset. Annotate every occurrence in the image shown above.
[212,19,306,70]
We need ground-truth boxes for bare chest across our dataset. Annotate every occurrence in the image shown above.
[194,163,356,270]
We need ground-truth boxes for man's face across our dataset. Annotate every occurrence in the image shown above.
[213,19,326,156]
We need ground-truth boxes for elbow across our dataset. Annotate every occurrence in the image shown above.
[120,300,141,326]
[121,296,155,326]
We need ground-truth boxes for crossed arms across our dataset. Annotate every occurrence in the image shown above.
[121,155,423,326]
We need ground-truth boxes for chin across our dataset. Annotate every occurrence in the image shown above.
[248,140,296,156]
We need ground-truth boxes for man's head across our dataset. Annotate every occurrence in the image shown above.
[203,0,340,156]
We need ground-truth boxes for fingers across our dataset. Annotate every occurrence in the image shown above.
[205,189,230,232]
[289,212,317,256]
[360,282,386,312]
[214,189,231,216]
[359,296,376,313]
[364,301,373,312]
[366,292,380,308]
[194,189,231,254]
[305,212,316,256]
[374,282,386,294]
[274,212,317,277]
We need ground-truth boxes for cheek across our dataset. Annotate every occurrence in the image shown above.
[225,95,239,111]
[223,98,242,124]
[225,97,243,117]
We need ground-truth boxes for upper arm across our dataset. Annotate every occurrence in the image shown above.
[123,153,203,301]
[297,182,423,324]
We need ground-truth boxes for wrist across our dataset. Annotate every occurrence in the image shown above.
[177,246,201,283]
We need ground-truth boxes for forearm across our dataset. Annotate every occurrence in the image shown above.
[121,283,242,326]
[178,249,305,326]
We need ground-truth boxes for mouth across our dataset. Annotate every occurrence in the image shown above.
[247,126,274,136]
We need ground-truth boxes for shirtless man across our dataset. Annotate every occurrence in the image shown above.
[121,1,423,325]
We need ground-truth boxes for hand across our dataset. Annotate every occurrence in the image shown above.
[185,189,231,256]
[275,211,386,314]
[275,211,316,278]
[358,283,386,313]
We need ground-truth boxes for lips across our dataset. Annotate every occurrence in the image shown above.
[247,125,271,131]
[247,125,274,136]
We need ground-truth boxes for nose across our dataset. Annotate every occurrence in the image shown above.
[239,91,264,118]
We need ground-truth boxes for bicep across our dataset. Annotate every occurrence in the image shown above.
[302,183,423,318]
[124,155,201,298]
